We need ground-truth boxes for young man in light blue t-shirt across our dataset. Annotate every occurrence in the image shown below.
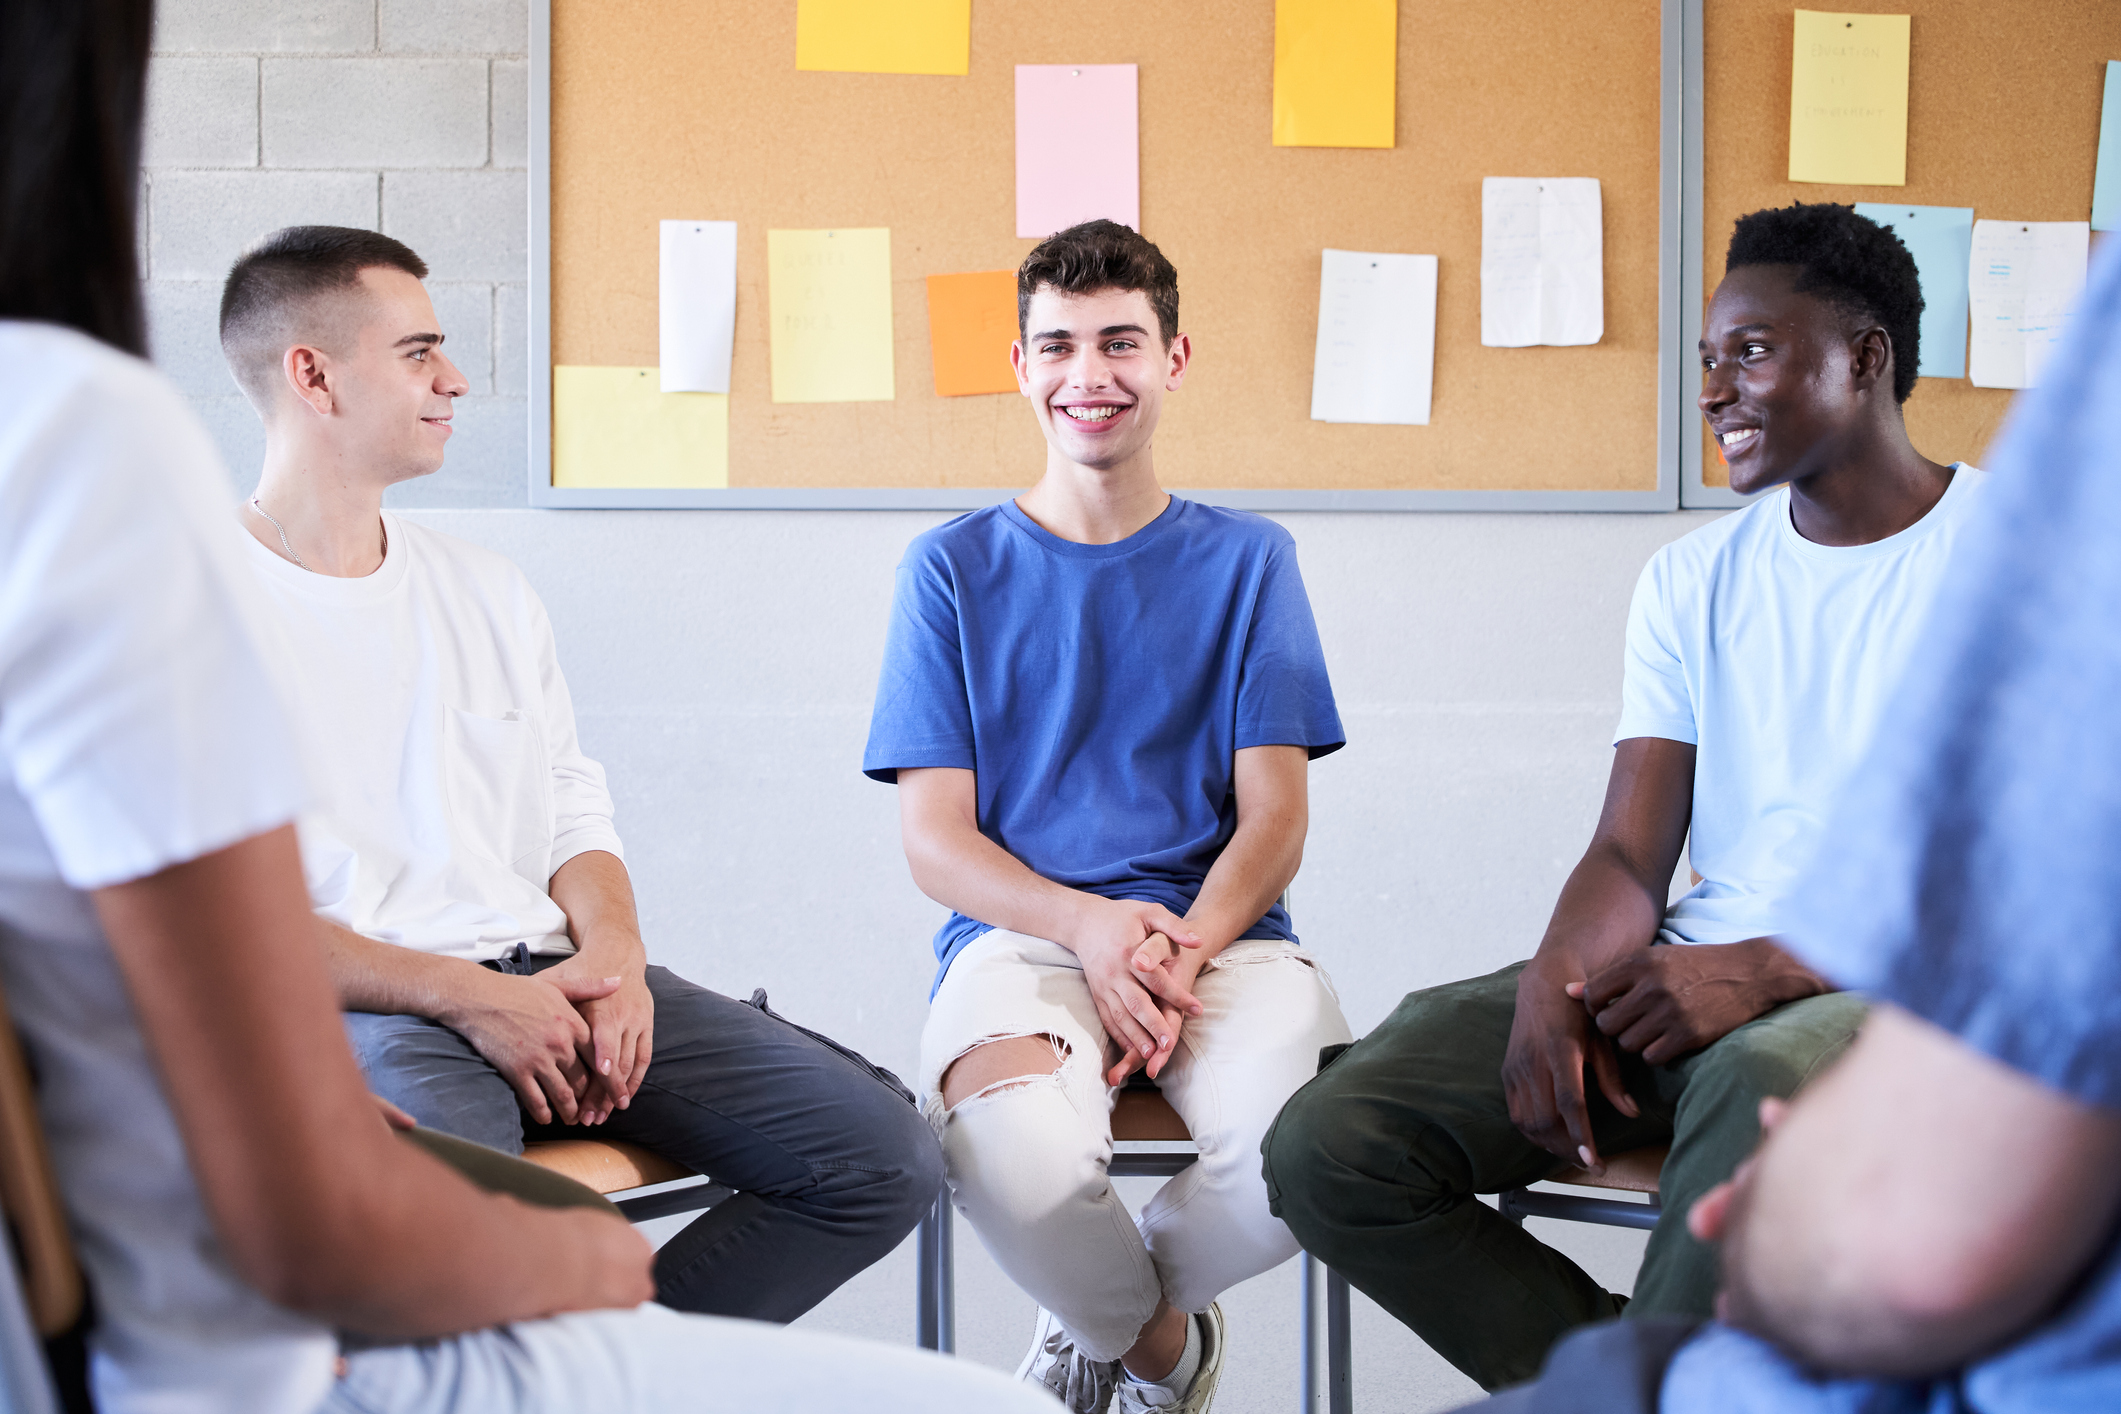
[1263,203,1986,1393]
[865,220,1353,1414]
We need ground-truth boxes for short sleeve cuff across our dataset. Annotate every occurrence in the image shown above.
[550,826,626,874]
[861,745,976,784]
[1612,712,1698,748]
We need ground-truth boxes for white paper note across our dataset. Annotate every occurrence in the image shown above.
[1310,249,1437,425]
[1480,177,1603,347]
[659,219,738,393]
[1967,220,2090,390]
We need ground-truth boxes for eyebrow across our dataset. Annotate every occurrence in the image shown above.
[1698,322,1773,348]
[394,332,444,348]
[1031,324,1152,341]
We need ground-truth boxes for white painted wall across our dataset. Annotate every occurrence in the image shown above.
[406,505,1714,1412]
[140,4,1724,1408]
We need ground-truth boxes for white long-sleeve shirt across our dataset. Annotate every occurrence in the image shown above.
[238,514,623,962]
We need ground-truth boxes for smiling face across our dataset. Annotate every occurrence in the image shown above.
[318,266,467,485]
[1699,263,1892,496]
[1011,284,1189,473]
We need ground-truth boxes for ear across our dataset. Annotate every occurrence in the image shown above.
[1163,331,1192,392]
[1010,338,1031,397]
[282,344,335,417]
[1849,325,1893,396]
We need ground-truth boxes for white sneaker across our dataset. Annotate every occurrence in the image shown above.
[1116,1304,1226,1414]
[1016,1306,1122,1414]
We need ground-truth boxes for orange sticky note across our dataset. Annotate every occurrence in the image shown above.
[926,270,1020,397]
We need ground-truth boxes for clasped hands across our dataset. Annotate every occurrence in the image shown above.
[1506,939,1808,1173]
[1074,899,1209,1087]
[454,962,656,1129]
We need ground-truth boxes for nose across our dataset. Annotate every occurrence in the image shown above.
[1698,357,1736,419]
[434,349,470,399]
[1070,345,1113,390]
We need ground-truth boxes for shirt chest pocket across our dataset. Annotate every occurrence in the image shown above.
[443,707,553,873]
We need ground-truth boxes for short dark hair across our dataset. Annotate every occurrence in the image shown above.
[219,225,428,407]
[0,0,154,357]
[1017,220,1179,345]
[1725,203,1924,403]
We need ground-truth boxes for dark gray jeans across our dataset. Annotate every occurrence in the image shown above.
[345,949,944,1322]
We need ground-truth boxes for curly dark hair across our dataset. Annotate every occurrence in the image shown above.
[1017,220,1178,345]
[1726,203,1924,403]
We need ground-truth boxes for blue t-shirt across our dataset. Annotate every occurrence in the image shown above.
[864,496,1344,994]
[1661,241,2121,1412]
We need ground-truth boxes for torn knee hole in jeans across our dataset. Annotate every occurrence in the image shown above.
[940,1033,1077,1113]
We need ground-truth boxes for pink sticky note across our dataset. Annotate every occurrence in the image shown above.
[1015,64,1140,239]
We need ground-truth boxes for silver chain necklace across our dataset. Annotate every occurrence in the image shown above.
[250,497,304,568]
[248,498,387,571]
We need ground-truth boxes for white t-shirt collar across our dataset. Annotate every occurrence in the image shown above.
[236,507,411,605]
[1775,461,1978,564]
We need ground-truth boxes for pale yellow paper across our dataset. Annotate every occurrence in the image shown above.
[552,366,728,489]
[767,228,896,404]
[1789,10,1910,186]
[795,0,969,76]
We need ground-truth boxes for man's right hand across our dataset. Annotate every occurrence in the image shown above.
[1501,962,1640,1172]
[446,969,622,1125]
[1068,898,1204,1086]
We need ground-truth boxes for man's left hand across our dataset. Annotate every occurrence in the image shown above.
[549,966,654,1125]
[1118,934,1207,1082]
[1571,938,1826,1065]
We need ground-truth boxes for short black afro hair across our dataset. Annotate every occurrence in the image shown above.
[1726,203,1924,403]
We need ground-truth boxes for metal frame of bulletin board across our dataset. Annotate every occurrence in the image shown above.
[527,0,1689,511]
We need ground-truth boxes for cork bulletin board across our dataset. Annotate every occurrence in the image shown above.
[1689,0,2121,506]
[528,0,1685,509]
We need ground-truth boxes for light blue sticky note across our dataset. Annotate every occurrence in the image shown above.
[1856,202,1974,379]
[2094,61,2121,233]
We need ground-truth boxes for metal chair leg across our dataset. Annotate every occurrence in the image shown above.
[1300,1252,1318,1411]
[915,1190,956,1354]
[1326,1264,1352,1414]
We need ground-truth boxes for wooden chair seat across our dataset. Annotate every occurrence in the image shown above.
[520,1138,695,1195]
[1542,1143,1668,1195]
[1111,1085,1192,1141]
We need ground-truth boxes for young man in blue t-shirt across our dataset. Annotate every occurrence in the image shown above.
[864,220,1353,1414]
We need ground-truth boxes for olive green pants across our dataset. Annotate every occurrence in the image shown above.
[1260,961,1865,1391]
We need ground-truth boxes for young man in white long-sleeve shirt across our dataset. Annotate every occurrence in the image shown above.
[218,225,942,1322]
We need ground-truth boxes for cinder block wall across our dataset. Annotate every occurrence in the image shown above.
[142,0,529,507]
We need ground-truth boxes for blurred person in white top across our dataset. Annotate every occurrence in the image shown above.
[0,3,1047,1411]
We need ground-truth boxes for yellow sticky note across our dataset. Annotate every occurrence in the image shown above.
[1272,0,1396,149]
[552,367,728,489]
[767,228,896,404]
[795,0,970,76]
[1789,11,1910,186]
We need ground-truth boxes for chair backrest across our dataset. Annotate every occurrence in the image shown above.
[0,979,81,1338]
[0,975,78,1414]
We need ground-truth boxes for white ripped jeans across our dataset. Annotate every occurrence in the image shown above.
[920,929,1354,1362]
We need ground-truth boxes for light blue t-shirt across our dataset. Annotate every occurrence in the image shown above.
[1615,462,1986,947]
[1661,240,2121,1413]
[864,497,1344,994]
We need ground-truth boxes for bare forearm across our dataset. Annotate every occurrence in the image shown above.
[1529,841,1671,979]
[547,850,647,977]
[1183,799,1304,958]
[906,816,1104,951]
[321,918,493,1020]
[1721,1009,2121,1375]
